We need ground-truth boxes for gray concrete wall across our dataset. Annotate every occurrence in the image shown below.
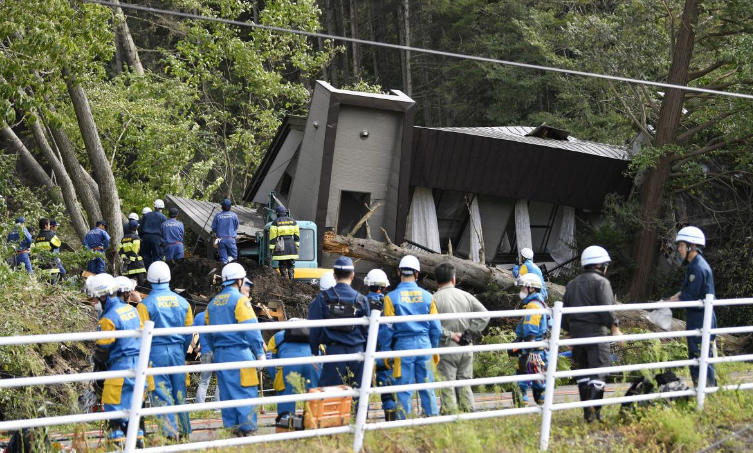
[326,105,403,242]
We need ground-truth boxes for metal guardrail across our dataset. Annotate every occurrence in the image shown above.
[0,295,751,452]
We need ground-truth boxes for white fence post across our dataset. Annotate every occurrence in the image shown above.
[352,309,382,452]
[539,301,563,451]
[124,320,155,453]
[696,294,714,410]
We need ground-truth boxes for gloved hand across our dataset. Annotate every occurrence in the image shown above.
[256,354,266,362]
[512,265,520,279]
[265,351,273,360]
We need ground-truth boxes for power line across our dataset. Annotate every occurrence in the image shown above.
[86,0,753,101]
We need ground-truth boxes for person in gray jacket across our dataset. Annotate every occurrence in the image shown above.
[433,262,490,413]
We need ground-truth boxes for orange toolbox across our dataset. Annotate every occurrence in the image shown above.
[303,385,353,429]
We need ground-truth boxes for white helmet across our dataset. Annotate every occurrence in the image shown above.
[398,255,421,273]
[115,276,135,293]
[518,273,543,289]
[142,207,152,215]
[154,199,165,209]
[128,213,139,221]
[318,271,336,291]
[84,275,95,297]
[675,226,705,247]
[90,273,118,298]
[581,245,611,267]
[364,269,390,287]
[221,262,247,285]
[520,247,534,261]
[147,261,171,284]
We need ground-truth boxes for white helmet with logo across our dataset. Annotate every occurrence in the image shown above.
[221,262,247,285]
[154,199,165,209]
[398,255,421,274]
[318,271,336,291]
[147,261,171,284]
[520,247,534,261]
[364,269,390,287]
[90,274,118,298]
[517,273,543,289]
[115,276,135,293]
[675,226,705,247]
[581,245,611,267]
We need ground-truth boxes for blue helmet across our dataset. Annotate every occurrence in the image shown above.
[220,198,232,208]
[15,217,24,224]
[128,219,139,230]
[275,205,287,215]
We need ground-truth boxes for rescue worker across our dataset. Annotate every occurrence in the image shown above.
[266,318,320,417]
[668,226,717,387]
[432,262,489,414]
[32,218,62,281]
[513,273,549,406]
[382,255,441,419]
[363,269,398,421]
[269,205,299,280]
[193,309,216,404]
[115,275,142,308]
[512,247,548,300]
[140,199,167,270]
[211,198,239,264]
[83,220,110,275]
[136,261,194,438]
[119,220,147,287]
[7,217,33,272]
[205,263,266,435]
[90,273,144,448]
[562,245,622,422]
[49,219,66,277]
[161,208,185,261]
[308,256,371,387]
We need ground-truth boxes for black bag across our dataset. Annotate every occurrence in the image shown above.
[4,429,48,453]
[367,294,385,311]
[323,291,361,332]
[620,370,689,412]
[284,326,310,344]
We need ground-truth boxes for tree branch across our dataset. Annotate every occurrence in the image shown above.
[672,133,753,167]
[676,111,735,142]
[687,61,726,81]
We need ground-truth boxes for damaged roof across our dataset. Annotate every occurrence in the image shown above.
[410,126,633,210]
[166,195,266,240]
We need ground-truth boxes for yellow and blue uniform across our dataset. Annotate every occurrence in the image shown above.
[119,230,146,279]
[307,283,371,387]
[139,211,167,270]
[513,259,548,300]
[7,225,33,273]
[95,296,142,435]
[206,285,266,433]
[161,218,185,261]
[84,228,110,274]
[515,293,549,404]
[382,282,441,419]
[680,253,717,385]
[267,329,320,416]
[32,230,62,277]
[212,211,239,264]
[367,292,397,415]
[137,284,194,437]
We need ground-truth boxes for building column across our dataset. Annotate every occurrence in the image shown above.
[514,199,533,254]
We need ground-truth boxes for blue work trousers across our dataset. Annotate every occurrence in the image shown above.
[13,253,33,273]
[141,234,163,271]
[217,238,237,264]
[87,257,106,274]
[688,335,716,386]
[392,335,438,419]
[148,344,191,437]
[320,343,365,388]
[214,347,259,433]
[163,243,184,261]
[103,356,138,424]
[269,355,320,415]
[376,366,397,412]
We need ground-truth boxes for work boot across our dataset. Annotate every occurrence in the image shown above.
[533,388,545,406]
[384,410,397,422]
[107,421,126,448]
[587,383,605,423]
[578,382,592,422]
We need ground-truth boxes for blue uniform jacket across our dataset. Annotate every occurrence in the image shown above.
[516,294,549,342]
[212,211,239,238]
[7,226,33,251]
[84,228,111,251]
[137,283,194,349]
[308,283,370,354]
[382,281,441,350]
[140,211,168,235]
[680,254,717,330]
[205,286,265,357]
[161,219,184,245]
[194,311,212,354]
[516,259,548,300]
[96,296,142,363]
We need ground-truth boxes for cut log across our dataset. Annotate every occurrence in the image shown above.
[324,232,747,352]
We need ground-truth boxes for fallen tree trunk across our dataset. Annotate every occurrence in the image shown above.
[324,232,748,352]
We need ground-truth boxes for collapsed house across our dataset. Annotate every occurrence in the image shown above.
[244,81,633,273]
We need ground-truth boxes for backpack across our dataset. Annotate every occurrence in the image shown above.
[323,289,363,332]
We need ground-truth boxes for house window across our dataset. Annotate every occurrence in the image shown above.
[492,201,561,263]
[432,189,470,255]
[278,172,293,197]
[337,191,371,239]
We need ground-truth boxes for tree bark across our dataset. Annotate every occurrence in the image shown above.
[399,0,412,95]
[338,0,350,85]
[47,124,103,224]
[628,0,699,301]
[66,79,124,270]
[324,0,338,86]
[112,0,144,75]
[348,0,360,79]
[1,123,59,198]
[28,118,88,241]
